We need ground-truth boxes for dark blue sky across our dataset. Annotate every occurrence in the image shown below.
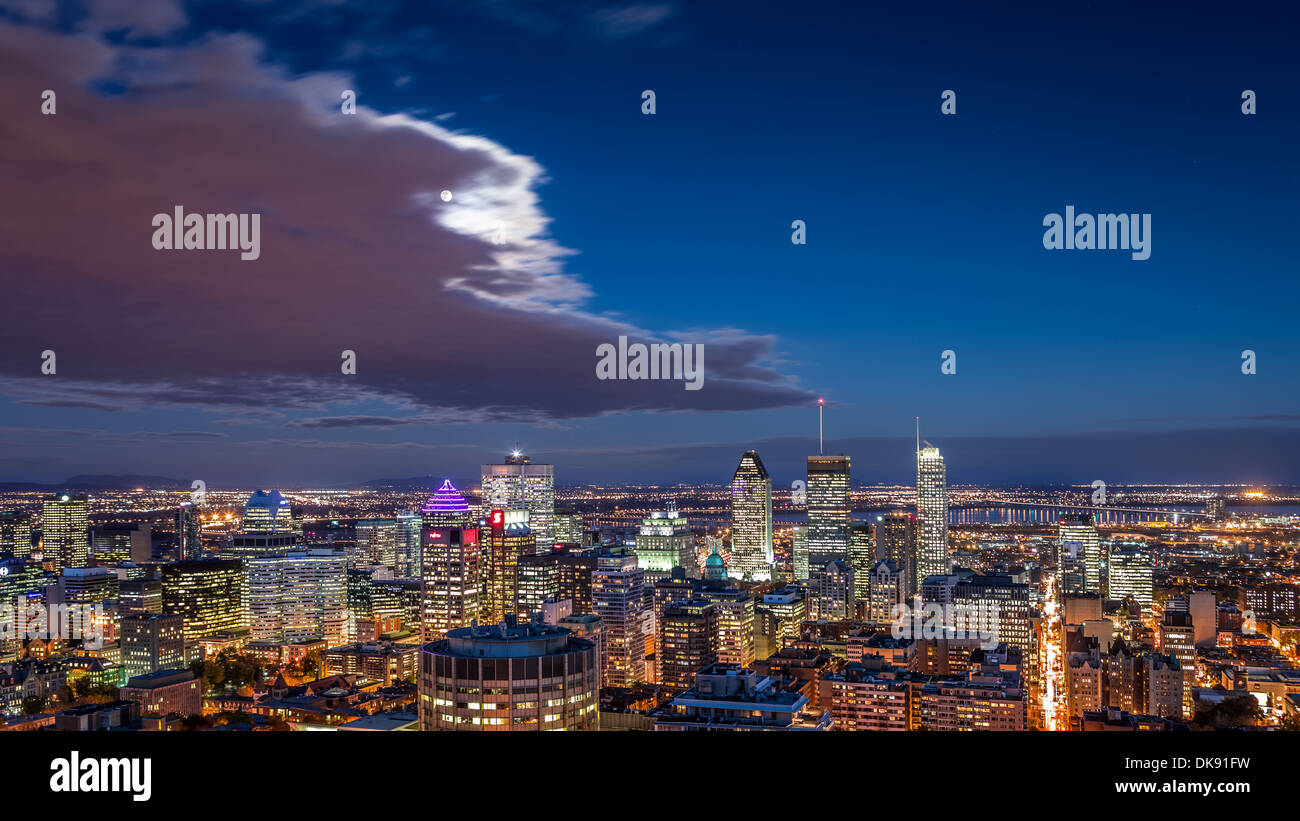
[0,0,1297,487]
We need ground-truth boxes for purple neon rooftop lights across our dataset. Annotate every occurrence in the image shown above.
[421,479,470,514]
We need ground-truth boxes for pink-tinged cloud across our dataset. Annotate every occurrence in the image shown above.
[0,7,812,424]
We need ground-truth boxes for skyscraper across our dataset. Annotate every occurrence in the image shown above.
[420,479,473,529]
[228,490,299,561]
[481,453,555,545]
[915,446,950,585]
[41,494,89,572]
[0,511,32,560]
[420,525,481,640]
[1059,515,1104,596]
[634,505,697,579]
[806,455,851,568]
[729,451,773,582]
[791,525,810,581]
[246,549,349,646]
[176,502,201,561]
[394,512,422,579]
[875,512,916,593]
[355,518,399,567]
[160,559,248,641]
[659,600,718,689]
[483,509,536,623]
[1108,548,1153,606]
[241,489,293,533]
[592,552,646,687]
[847,523,874,606]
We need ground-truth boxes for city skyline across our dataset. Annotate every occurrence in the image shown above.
[2,2,1298,486]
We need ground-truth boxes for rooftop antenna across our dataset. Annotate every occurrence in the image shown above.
[915,416,920,455]
[818,398,825,455]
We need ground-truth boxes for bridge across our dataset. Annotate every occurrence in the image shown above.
[957,500,1210,519]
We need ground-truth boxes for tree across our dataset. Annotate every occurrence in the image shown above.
[21,695,45,715]
[1193,693,1265,730]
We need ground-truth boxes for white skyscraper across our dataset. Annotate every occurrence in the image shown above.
[1059,515,1104,596]
[246,549,349,646]
[915,445,950,583]
[481,452,555,546]
[729,451,773,582]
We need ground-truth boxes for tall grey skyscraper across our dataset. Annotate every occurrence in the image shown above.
[481,452,555,546]
[806,455,851,569]
[729,450,773,582]
[915,446,950,584]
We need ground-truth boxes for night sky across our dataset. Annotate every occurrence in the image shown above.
[0,0,1297,489]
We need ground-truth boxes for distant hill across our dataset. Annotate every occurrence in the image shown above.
[0,475,191,492]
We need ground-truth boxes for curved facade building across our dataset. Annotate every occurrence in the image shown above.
[419,617,599,731]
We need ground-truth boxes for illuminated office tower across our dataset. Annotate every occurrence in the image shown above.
[421,479,473,528]
[698,588,757,668]
[394,512,422,579]
[1107,549,1153,606]
[915,447,950,584]
[729,451,773,582]
[557,549,599,614]
[418,616,599,731]
[791,526,810,581]
[481,452,555,546]
[176,502,201,561]
[867,559,904,625]
[228,490,298,561]
[653,571,696,680]
[659,600,718,688]
[246,550,349,646]
[483,509,536,623]
[847,523,874,605]
[808,560,854,622]
[875,512,916,593]
[552,509,582,544]
[592,553,646,687]
[161,560,247,641]
[241,490,293,533]
[420,525,481,641]
[635,505,697,580]
[1058,515,1104,596]
[517,551,561,617]
[1159,610,1195,718]
[42,494,90,572]
[0,558,45,608]
[806,455,851,568]
[91,523,152,565]
[121,613,185,680]
[119,576,163,616]
[0,512,32,559]
[55,566,117,607]
[355,518,399,567]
